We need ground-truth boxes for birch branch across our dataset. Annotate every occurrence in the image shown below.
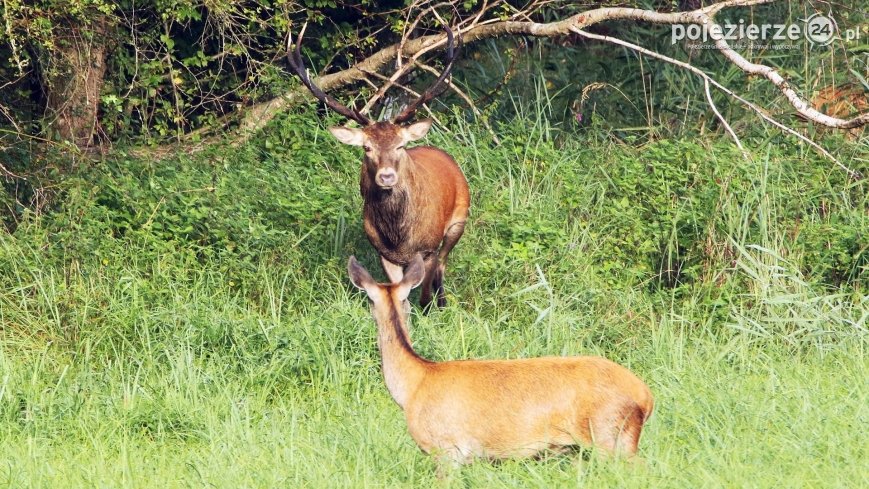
[235,0,783,135]
[698,15,869,129]
[570,27,862,179]
[704,77,748,160]
[232,0,866,147]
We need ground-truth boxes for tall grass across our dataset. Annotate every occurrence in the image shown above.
[0,104,866,487]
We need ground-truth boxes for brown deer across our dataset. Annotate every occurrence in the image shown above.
[288,27,469,310]
[348,254,655,472]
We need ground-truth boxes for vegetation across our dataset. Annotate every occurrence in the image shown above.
[0,0,867,486]
[0,1,865,149]
[0,102,866,485]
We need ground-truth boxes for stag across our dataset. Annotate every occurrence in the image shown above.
[288,27,469,309]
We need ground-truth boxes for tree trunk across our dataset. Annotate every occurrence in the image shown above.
[43,16,111,150]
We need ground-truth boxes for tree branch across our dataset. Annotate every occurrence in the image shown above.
[236,0,779,135]
[231,0,865,154]
[704,77,748,160]
[570,27,862,179]
[707,27,869,129]
[416,62,501,145]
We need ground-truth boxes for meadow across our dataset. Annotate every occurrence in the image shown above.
[0,105,866,487]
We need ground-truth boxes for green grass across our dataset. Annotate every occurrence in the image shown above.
[0,108,866,487]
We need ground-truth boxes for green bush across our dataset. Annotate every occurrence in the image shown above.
[0,106,866,487]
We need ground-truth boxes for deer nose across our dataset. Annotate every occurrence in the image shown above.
[376,168,398,188]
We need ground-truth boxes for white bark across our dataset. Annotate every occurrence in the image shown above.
[233,0,866,152]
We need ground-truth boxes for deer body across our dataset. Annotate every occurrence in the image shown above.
[348,255,654,467]
[359,143,469,307]
[405,357,652,462]
[289,28,468,308]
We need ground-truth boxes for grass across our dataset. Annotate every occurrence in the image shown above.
[0,107,866,487]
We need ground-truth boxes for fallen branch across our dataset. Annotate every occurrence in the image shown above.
[234,1,773,135]
[233,0,865,143]
[570,27,862,179]
[704,77,748,160]
[701,16,869,129]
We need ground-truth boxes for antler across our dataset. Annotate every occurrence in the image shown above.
[287,26,371,126]
[392,26,459,124]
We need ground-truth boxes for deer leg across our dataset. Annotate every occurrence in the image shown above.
[435,221,466,307]
[419,254,439,313]
[432,266,445,308]
[612,405,645,457]
[591,402,644,457]
[380,255,404,283]
[432,446,470,481]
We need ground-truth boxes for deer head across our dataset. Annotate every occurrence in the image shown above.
[287,26,458,189]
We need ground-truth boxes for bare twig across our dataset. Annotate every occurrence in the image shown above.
[241,0,867,136]
[570,27,861,179]
[362,70,422,98]
[704,78,749,160]
[416,62,501,144]
[699,14,869,129]
[0,161,23,179]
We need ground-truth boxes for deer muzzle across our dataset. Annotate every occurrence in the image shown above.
[375,168,398,189]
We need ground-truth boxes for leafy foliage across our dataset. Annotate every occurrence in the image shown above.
[0,3,865,483]
[0,0,499,143]
[0,107,866,486]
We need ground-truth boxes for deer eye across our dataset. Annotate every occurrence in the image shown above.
[363,145,372,152]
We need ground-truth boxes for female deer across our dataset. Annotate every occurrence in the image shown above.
[289,28,469,309]
[348,255,654,470]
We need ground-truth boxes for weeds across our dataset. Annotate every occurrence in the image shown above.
[0,106,866,487]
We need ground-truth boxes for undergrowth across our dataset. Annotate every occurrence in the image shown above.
[0,108,866,487]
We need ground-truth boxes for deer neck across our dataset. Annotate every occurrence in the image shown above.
[362,170,414,248]
[372,295,429,409]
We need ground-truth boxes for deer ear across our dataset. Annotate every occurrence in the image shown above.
[348,256,378,296]
[397,254,425,301]
[329,126,365,146]
[402,119,432,142]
